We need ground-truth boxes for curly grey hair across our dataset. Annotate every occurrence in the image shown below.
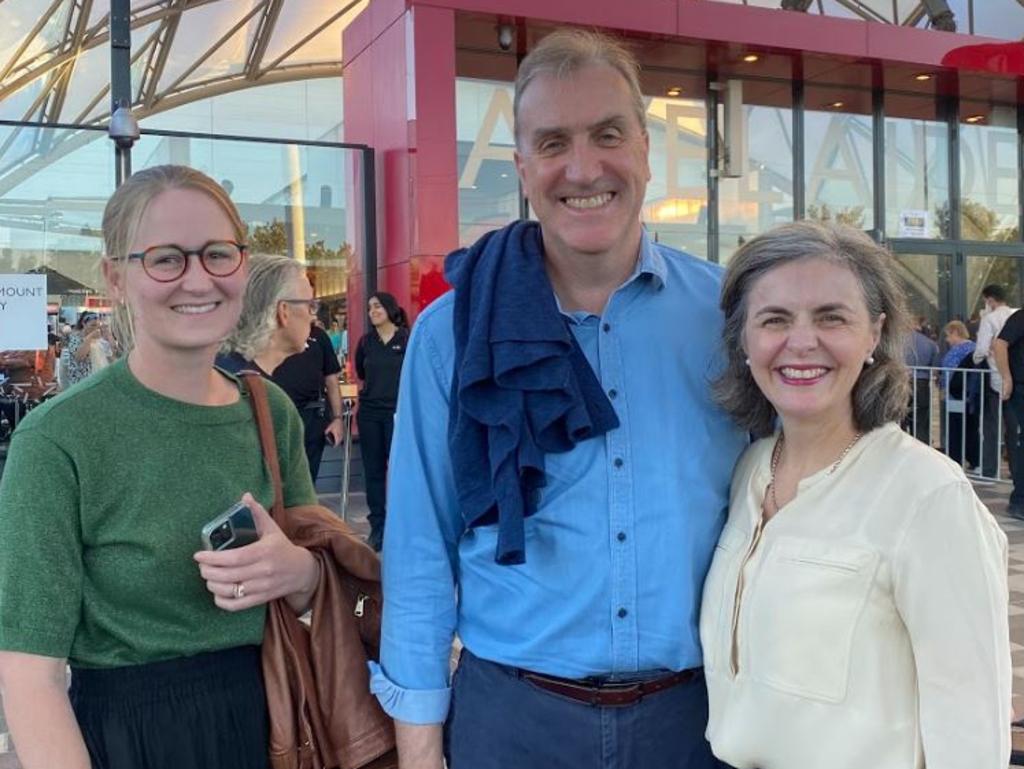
[222,253,305,361]
[713,220,911,437]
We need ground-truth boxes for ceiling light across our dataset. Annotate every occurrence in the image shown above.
[742,54,760,63]
[965,114,985,123]
[828,101,845,109]
[666,87,682,97]
[914,73,932,81]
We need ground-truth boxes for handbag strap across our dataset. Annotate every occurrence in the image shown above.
[240,372,285,518]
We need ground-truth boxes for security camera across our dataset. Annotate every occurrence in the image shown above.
[497,24,514,52]
[108,104,140,149]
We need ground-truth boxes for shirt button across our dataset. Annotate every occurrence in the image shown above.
[602,323,611,332]
[617,607,628,618]
[613,457,624,468]
[617,531,626,542]
[608,388,618,399]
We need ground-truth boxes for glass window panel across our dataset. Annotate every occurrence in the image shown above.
[156,1,259,93]
[0,125,114,318]
[971,0,1024,40]
[61,42,118,124]
[892,252,953,333]
[88,0,111,29]
[645,95,708,259]
[718,96,794,264]
[273,16,347,68]
[141,78,344,142]
[966,255,1024,317]
[810,0,868,20]
[264,1,366,66]
[1,0,56,75]
[884,95,949,239]
[0,81,43,122]
[805,87,874,231]
[455,78,519,247]
[133,133,358,323]
[960,102,1019,242]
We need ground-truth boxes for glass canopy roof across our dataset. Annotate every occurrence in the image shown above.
[0,0,367,126]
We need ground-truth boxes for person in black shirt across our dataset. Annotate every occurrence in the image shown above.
[219,253,343,485]
[355,292,409,551]
[994,309,1024,518]
[272,325,343,485]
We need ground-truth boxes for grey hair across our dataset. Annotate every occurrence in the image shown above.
[514,28,646,148]
[222,253,304,360]
[713,220,911,437]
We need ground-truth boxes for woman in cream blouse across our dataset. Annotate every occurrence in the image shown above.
[702,221,1010,769]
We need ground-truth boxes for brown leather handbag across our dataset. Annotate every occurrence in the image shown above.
[244,373,397,769]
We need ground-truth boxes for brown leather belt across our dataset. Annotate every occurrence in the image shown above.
[519,667,701,707]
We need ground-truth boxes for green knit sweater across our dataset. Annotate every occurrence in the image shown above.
[0,359,317,668]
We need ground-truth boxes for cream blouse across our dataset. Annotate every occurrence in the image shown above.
[701,422,1010,769]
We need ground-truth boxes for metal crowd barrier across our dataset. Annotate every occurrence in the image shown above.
[337,383,359,521]
[905,365,1011,484]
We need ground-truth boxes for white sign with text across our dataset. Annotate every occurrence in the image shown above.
[0,275,47,350]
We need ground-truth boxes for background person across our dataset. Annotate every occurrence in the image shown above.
[994,308,1024,519]
[940,320,981,469]
[901,315,939,444]
[219,253,317,379]
[0,165,320,769]
[269,314,343,488]
[60,311,113,389]
[704,221,1009,769]
[354,292,408,551]
[974,284,1018,478]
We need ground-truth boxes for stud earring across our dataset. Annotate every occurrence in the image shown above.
[866,355,875,365]
[744,357,750,366]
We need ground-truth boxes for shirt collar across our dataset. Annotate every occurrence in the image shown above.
[553,229,667,323]
[635,229,667,290]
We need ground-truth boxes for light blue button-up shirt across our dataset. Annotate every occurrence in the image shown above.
[369,233,748,724]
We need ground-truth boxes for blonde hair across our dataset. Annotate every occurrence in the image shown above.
[943,320,970,341]
[101,165,246,352]
[514,28,646,147]
[222,253,305,360]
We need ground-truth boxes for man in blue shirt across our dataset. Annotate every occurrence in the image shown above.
[371,29,747,769]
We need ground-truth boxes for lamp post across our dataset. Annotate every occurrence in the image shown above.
[107,0,138,186]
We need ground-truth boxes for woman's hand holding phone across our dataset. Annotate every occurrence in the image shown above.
[193,493,319,613]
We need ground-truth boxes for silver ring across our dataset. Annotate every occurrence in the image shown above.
[233,582,246,599]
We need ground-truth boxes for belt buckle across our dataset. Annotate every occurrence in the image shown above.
[596,680,643,708]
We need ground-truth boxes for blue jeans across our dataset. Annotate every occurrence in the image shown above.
[444,649,729,769]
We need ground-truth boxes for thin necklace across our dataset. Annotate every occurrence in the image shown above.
[769,431,863,514]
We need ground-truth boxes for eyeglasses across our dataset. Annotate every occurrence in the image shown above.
[280,298,320,315]
[117,240,247,282]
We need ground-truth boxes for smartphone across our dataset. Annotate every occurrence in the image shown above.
[200,502,259,551]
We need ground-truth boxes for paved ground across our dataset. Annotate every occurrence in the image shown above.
[3,484,1024,766]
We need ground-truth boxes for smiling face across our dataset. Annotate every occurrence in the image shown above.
[104,187,246,363]
[743,258,883,430]
[367,296,389,328]
[514,63,651,262]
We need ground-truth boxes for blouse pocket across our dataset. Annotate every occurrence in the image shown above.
[699,523,747,674]
[745,536,879,703]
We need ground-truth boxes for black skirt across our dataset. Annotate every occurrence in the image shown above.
[70,645,269,769]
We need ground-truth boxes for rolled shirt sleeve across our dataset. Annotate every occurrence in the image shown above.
[369,298,464,724]
[893,480,1011,769]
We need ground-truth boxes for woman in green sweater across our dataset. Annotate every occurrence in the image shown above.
[0,165,319,769]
